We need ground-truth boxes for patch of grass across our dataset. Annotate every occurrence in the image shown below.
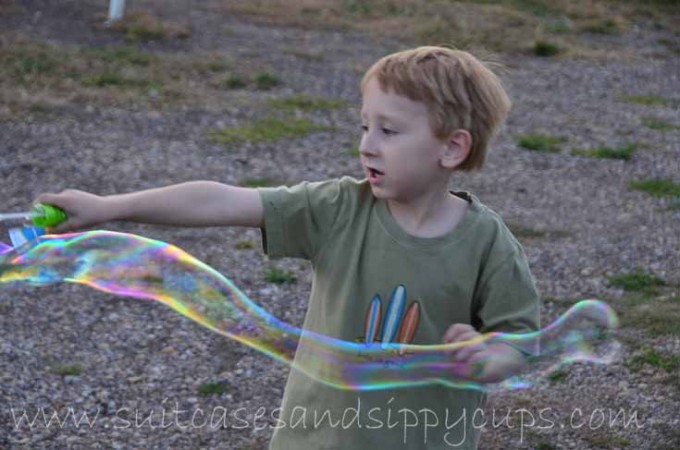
[642,116,678,131]
[607,270,665,293]
[619,295,680,336]
[282,47,325,61]
[223,0,680,56]
[507,223,571,240]
[240,177,287,187]
[93,46,153,66]
[349,145,361,157]
[536,442,558,450]
[534,40,561,56]
[269,94,348,111]
[254,72,282,90]
[209,117,334,145]
[547,369,568,382]
[629,178,680,198]
[585,432,631,449]
[50,363,82,376]
[221,75,248,89]
[102,10,191,42]
[0,43,61,84]
[544,19,573,34]
[658,38,680,54]
[197,61,229,73]
[620,95,668,106]
[235,240,255,250]
[198,381,229,396]
[626,348,680,373]
[571,143,636,160]
[517,133,566,152]
[265,268,297,284]
[82,72,155,89]
[580,17,623,34]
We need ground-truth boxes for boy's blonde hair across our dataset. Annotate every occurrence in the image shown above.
[361,46,511,171]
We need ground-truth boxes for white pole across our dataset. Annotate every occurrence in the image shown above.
[108,0,126,22]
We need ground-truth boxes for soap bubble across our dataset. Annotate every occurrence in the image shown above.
[0,231,619,391]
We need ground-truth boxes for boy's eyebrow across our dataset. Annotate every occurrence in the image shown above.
[360,111,406,124]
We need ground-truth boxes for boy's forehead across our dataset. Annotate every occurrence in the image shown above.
[360,79,426,121]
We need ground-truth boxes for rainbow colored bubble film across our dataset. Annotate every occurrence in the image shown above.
[0,230,620,392]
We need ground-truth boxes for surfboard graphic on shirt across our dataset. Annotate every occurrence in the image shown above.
[358,284,421,345]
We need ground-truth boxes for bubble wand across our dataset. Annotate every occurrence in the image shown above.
[0,204,68,248]
[0,204,68,227]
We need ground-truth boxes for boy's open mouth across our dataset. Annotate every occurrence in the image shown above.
[368,168,384,177]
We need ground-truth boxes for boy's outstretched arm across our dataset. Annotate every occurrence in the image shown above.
[35,181,264,232]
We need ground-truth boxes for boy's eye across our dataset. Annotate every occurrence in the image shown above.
[361,125,368,132]
[381,128,397,135]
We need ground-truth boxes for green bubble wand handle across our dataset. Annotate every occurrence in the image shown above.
[32,204,68,227]
[0,204,68,227]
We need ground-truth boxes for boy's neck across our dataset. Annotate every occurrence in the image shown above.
[386,191,469,238]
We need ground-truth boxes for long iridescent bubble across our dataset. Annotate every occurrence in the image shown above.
[0,231,620,392]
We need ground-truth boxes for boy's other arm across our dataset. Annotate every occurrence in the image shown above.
[443,323,529,384]
[36,181,264,232]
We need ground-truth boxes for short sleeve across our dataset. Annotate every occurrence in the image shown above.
[472,245,541,356]
[257,178,345,262]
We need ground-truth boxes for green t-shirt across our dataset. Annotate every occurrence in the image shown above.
[258,176,540,450]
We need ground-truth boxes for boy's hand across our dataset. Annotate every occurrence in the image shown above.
[35,189,111,233]
[443,323,490,380]
[443,323,528,383]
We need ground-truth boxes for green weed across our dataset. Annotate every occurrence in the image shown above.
[254,72,282,90]
[265,268,297,284]
[626,348,680,372]
[607,270,665,292]
[517,134,566,152]
[198,381,229,396]
[534,40,560,56]
[93,46,153,66]
[642,116,678,131]
[581,18,622,34]
[221,75,248,89]
[240,177,286,187]
[629,178,680,198]
[209,117,334,145]
[269,94,348,111]
[507,223,571,240]
[82,72,153,88]
[50,363,82,376]
[282,48,325,61]
[620,95,668,106]
[571,143,636,160]
[547,369,568,382]
[235,240,255,250]
[619,295,680,336]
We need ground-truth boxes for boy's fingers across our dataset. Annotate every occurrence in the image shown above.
[454,342,484,362]
[443,323,474,343]
[35,193,69,211]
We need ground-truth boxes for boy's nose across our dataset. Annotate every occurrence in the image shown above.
[359,136,379,157]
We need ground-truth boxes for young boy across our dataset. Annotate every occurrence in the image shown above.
[37,46,539,449]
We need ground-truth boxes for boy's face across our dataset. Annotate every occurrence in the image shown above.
[359,76,451,203]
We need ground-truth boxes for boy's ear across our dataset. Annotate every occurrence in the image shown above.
[440,129,471,170]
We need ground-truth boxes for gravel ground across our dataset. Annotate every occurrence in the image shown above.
[1,1,679,449]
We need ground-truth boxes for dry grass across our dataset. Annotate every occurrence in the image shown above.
[0,34,278,118]
[92,9,192,42]
[212,0,680,55]
[0,0,22,16]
